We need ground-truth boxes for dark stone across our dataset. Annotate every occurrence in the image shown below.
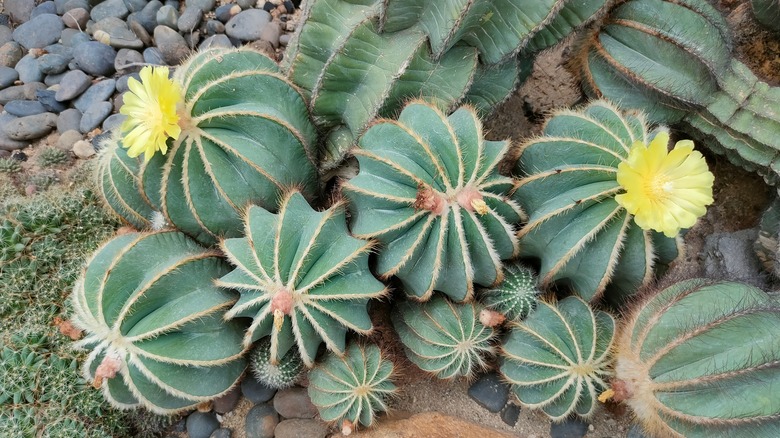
[237,0,255,9]
[57,108,82,133]
[0,25,12,46]
[0,66,18,89]
[31,2,58,19]
[500,403,521,427]
[214,4,233,23]
[283,1,294,12]
[12,14,64,50]
[262,2,275,12]
[102,113,126,133]
[209,429,232,438]
[205,20,225,35]
[36,89,68,112]
[38,54,69,75]
[63,31,91,48]
[55,69,91,101]
[73,41,117,76]
[15,55,43,84]
[273,387,318,419]
[241,376,276,404]
[134,0,163,33]
[156,4,178,29]
[153,26,189,64]
[3,112,57,140]
[185,411,220,438]
[5,100,47,117]
[74,78,115,112]
[123,0,148,13]
[92,17,144,49]
[178,7,202,33]
[244,404,278,438]
[91,0,130,22]
[42,43,73,59]
[128,19,153,46]
[467,372,510,413]
[115,48,144,73]
[212,386,241,414]
[142,47,166,65]
[0,114,28,151]
[63,0,89,12]
[550,417,590,438]
[79,101,112,133]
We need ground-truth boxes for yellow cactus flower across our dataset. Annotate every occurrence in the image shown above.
[119,66,182,162]
[615,131,714,237]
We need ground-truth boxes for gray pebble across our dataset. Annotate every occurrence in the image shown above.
[38,54,69,75]
[0,66,18,89]
[154,26,189,65]
[102,113,126,133]
[43,43,73,59]
[116,73,140,92]
[238,0,256,9]
[206,20,225,35]
[500,402,521,426]
[244,404,278,438]
[123,0,148,13]
[214,4,234,23]
[165,0,180,9]
[178,7,202,33]
[142,46,166,65]
[113,92,123,112]
[31,2,58,19]
[704,228,766,287]
[0,114,28,151]
[241,377,276,404]
[279,33,290,46]
[0,84,25,104]
[128,20,153,46]
[57,108,82,133]
[23,82,46,100]
[0,25,13,46]
[74,78,115,112]
[15,55,43,84]
[226,9,271,41]
[133,0,163,33]
[63,8,90,29]
[273,387,318,419]
[44,72,68,86]
[6,0,35,24]
[550,417,589,438]
[115,49,143,73]
[156,5,178,29]
[4,112,57,140]
[79,101,112,133]
[72,139,95,157]
[260,21,281,48]
[73,41,117,76]
[36,89,68,112]
[12,14,64,50]
[56,129,82,151]
[5,100,47,117]
[92,17,144,49]
[274,419,329,438]
[0,42,23,68]
[199,34,233,50]
[63,0,89,13]
[467,372,510,413]
[55,69,91,101]
[91,0,130,22]
[54,0,70,14]
[209,429,231,438]
[62,30,90,47]
[190,0,216,12]
[186,412,220,438]
[213,386,241,415]
[183,30,201,49]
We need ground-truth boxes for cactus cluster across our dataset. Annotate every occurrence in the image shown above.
[37,148,71,168]
[0,158,21,174]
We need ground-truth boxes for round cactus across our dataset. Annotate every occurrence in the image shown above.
[249,337,304,389]
[610,279,780,437]
[342,101,522,302]
[217,191,387,366]
[479,263,540,321]
[70,230,246,414]
[392,294,495,379]
[500,296,615,421]
[308,342,396,431]
[512,100,682,305]
[751,0,780,32]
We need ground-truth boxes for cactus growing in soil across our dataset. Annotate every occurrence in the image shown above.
[37,148,70,168]
[500,296,615,420]
[513,100,684,304]
[250,337,304,389]
[308,342,396,432]
[751,0,780,32]
[217,191,386,367]
[0,158,21,174]
[479,263,540,321]
[392,294,495,379]
[609,279,780,437]
[343,101,522,302]
[101,47,319,244]
[71,230,247,414]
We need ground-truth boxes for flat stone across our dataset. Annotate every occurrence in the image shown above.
[62,30,90,48]
[32,2,58,19]
[704,228,767,287]
[500,403,521,427]
[225,9,271,41]
[273,387,317,419]
[354,412,513,438]
[190,0,216,12]
[244,404,278,438]
[205,20,225,35]
[54,0,70,14]
[133,0,163,33]
[74,79,115,112]
[128,19,153,46]
[259,21,281,48]
[6,0,35,24]
[73,41,117,76]
[91,0,130,22]
[38,54,69,75]
[467,372,510,413]
[56,108,82,133]
[0,114,28,151]
[12,14,64,50]
[178,7,202,33]
[116,73,140,92]
[274,419,329,438]
[0,42,23,68]
[279,33,290,46]
[550,417,590,438]
[212,386,241,414]
[186,411,220,438]
[92,17,144,49]
[214,4,234,23]
[5,100,47,117]
[56,129,82,150]
[123,0,148,13]
[62,7,89,29]
[156,4,178,29]
[143,46,166,65]
[209,429,231,438]
[79,101,113,133]
[115,48,144,73]
[241,376,276,404]
[0,25,12,46]
[3,112,57,140]
[15,55,43,83]
[199,34,232,50]
[44,72,67,86]
[63,0,90,12]
[55,69,91,101]
[0,85,25,104]
[153,26,189,65]
[72,138,95,158]
[43,43,73,59]
[36,89,67,112]
[23,82,46,100]
[103,112,125,133]
[0,66,18,89]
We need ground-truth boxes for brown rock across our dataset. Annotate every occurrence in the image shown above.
[274,419,329,438]
[272,387,317,419]
[352,412,513,438]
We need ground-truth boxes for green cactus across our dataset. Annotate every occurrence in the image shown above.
[751,0,780,32]
[479,263,540,321]
[0,219,30,263]
[610,279,780,438]
[71,230,247,414]
[217,191,386,366]
[37,148,71,168]
[250,337,304,389]
[342,101,522,302]
[0,158,21,174]
[576,0,780,185]
[500,296,615,421]
[308,342,396,431]
[392,294,495,379]
[512,100,681,304]
[101,47,320,245]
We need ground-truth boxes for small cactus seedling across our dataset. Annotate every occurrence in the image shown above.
[250,337,304,389]
[479,263,540,321]
[500,296,615,421]
[343,101,523,302]
[37,148,70,168]
[308,342,396,432]
[609,279,780,437]
[217,191,386,367]
[392,294,495,379]
[71,230,247,414]
[0,158,21,174]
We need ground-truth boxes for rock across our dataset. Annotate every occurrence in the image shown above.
[32,2,58,19]
[550,417,589,438]
[79,101,112,133]
[12,14,64,50]
[0,84,25,104]
[102,113,125,132]
[73,41,117,76]
[186,411,220,438]
[56,129,82,150]
[5,100,46,117]
[244,404,278,438]
[156,5,178,29]
[467,372,510,413]
[183,30,201,49]
[42,43,73,58]
[0,66,18,89]
[55,70,91,101]
[92,17,144,49]
[0,114,28,150]
[165,0,180,9]
[63,0,90,12]
[91,0,130,22]
[178,7,202,33]
[116,73,140,92]
[3,112,57,140]
[212,386,241,415]
[72,139,95,158]
[0,42,23,68]
[199,34,233,50]
[63,7,89,29]
[0,25,12,46]
[154,26,189,64]
[133,0,163,33]
[225,9,271,41]
[190,0,216,12]
[113,92,123,112]
[142,47,166,65]
[209,429,231,438]
[38,54,69,75]
[6,0,35,24]
[206,20,225,35]
[273,387,317,419]
[214,4,234,23]
[241,376,276,404]
[247,40,274,58]
[15,55,43,84]
[274,419,329,438]
[36,89,68,112]
[44,72,68,86]
[279,33,290,46]
[500,403,521,427]
[54,0,69,14]
[57,108,82,133]
[123,0,148,13]
[262,1,275,13]
[259,21,281,48]
[353,412,513,438]
[283,0,295,13]
[704,228,766,287]
[115,49,144,73]
[74,79,115,112]
[237,0,256,9]
[23,82,46,100]
[63,30,91,48]
[128,20,152,46]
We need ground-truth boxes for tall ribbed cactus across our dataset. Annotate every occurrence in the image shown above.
[100,47,319,244]
[512,100,681,304]
[70,231,246,414]
[342,101,522,302]
[285,0,607,169]
[575,0,780,185]
[610,279,780,437]
[217,191,386,367]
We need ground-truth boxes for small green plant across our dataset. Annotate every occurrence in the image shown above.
[250,337,304,389]
[37,148,71,168]
[308,342,396,433]
[500,296,615,420]
[479,263,540,321]
[0,158,21,174]
[0,219,30,262]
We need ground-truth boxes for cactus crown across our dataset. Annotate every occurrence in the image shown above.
[479,263,540,321]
